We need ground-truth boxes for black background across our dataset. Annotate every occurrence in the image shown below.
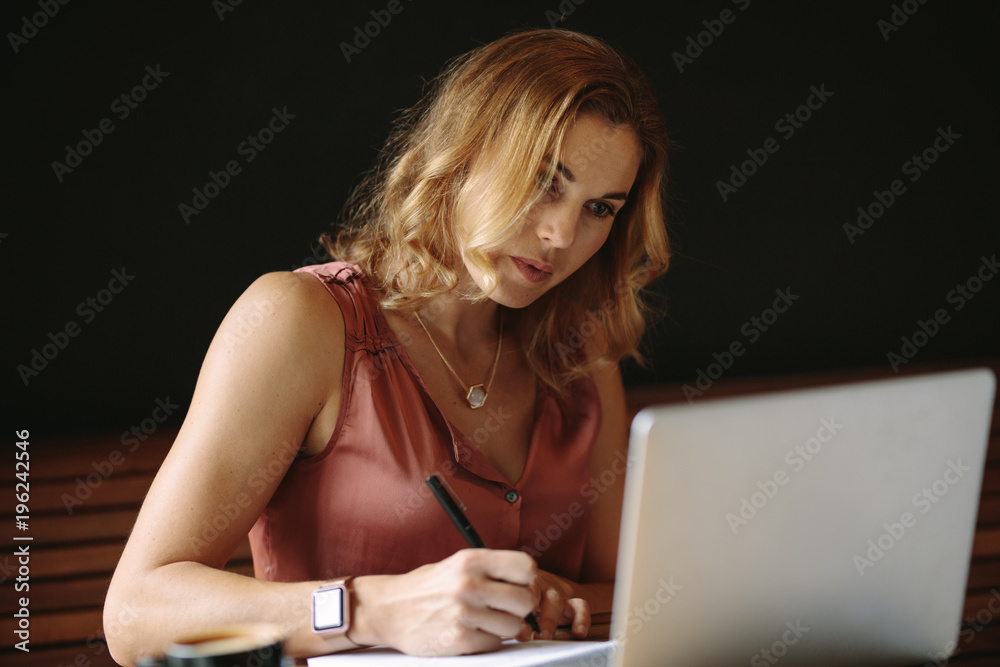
[5,0,998,437]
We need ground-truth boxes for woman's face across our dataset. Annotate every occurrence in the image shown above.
[462,112,642,309]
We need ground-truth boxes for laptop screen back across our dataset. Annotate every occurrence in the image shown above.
[611,368,995,667]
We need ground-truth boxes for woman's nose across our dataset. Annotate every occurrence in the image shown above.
[536,202,577,248]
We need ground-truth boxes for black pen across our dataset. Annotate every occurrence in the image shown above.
[425,473,542,635]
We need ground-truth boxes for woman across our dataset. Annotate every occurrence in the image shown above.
[104,28,669,663]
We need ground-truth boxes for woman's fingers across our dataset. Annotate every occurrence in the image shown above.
[564,597,591,638]
[470,576,538,619]
[453,547,537,587]
[536,587,565,640]
[527,570,591,641]
[362,551,599,653]
[453,604,532,644]
[368,549,542,655]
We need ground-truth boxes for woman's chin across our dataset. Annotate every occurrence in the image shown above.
[486,281,551,310]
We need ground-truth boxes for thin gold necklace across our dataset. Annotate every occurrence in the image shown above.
[414,310,503,409]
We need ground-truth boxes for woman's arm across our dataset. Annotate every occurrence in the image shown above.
[104,272,540,663]
[529,357,630,639]
[104,271,350,662]
[579,358,630,589]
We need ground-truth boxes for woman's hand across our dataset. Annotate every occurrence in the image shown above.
[517,569,591,642]
[350,549,540,656]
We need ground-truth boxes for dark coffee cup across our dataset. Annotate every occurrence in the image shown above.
[162,624,284,667]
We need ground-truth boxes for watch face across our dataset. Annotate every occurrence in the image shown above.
[313,586,346,632]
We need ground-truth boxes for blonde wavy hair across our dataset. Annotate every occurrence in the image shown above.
[325,28,671,394]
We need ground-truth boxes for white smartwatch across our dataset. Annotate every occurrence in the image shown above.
[312,578,352,638]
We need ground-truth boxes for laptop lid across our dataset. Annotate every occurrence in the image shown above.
[610,368,996,667]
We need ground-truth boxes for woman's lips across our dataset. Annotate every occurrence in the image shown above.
[510,256,553,283]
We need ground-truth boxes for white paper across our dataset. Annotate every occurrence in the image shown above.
[307,639,617,666]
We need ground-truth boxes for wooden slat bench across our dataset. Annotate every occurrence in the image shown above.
[0,433,256,667]
[3,361,998,666]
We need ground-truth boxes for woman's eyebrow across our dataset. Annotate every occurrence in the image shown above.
[557,162,628,201]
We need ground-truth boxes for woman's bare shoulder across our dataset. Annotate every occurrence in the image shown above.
[224,270,345,350]
[237,270,341,321]
[187,270,347,434]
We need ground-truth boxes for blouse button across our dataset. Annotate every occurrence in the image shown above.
[505,490,519,504]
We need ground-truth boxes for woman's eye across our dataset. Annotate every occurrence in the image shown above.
[536,173,559,198]
[590,202,614,218]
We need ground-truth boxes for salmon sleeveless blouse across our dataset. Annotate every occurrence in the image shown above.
[248,262,601,583]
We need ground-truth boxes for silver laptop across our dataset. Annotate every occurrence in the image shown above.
[611,368,996,667]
